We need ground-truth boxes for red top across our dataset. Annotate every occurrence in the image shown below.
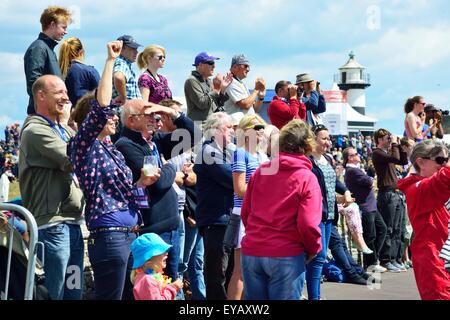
[268,96,306,129]
[398,167,450,300]
[241,152,322,257]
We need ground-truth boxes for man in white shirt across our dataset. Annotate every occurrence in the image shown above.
[223,54,265,116]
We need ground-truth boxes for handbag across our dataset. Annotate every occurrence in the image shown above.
[223,213,241,249]
[183,185,197,220]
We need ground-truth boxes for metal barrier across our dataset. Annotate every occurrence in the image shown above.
[0,203,39,300]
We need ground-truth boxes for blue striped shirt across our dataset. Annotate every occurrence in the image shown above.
[232,148,267,208]
[112,56,142,100]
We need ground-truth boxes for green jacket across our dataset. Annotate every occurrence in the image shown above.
[19,115,85,227]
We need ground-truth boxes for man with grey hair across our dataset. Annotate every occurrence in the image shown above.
[115,99,199,283]
[223,54,266,116]
[193,112,235,300]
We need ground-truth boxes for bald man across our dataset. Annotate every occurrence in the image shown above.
[19,75,85,300]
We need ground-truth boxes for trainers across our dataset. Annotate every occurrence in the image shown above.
[382,262,401,273]
[392,261,407,272]
[367,264,387,273]
[348,274,368,285]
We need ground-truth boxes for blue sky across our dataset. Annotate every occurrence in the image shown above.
[1,0,450,138]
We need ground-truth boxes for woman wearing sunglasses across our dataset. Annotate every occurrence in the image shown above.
[227,114,269,300]
[137,45,172,104]
[398,140,450,300]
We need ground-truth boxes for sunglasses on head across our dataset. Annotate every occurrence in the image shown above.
[422,156,449,165]
[312,124,327,135]
[107,108,120,119]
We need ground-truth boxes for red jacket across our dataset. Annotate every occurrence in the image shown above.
[398,167,450,300]
[241,152,322,257]
[268,96,306,130]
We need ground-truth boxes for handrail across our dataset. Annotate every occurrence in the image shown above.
[0,203,38,300]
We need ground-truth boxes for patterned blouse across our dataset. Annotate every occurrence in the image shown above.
[317,161,336,220]
[138,71,172,104]
[70,100,138,228]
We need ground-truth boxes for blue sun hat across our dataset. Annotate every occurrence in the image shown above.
[131,233,172,269]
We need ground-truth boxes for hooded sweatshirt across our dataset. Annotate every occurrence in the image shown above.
[19,115,84,227]
[398,167,450,300]
[241,152,323,257]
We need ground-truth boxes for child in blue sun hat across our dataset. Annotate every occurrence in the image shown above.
[130,233,183,300]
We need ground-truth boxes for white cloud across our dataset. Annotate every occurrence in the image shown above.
[0,52,25,85]
[357,24,450,69]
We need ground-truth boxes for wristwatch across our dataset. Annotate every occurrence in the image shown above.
[172,111,182,121]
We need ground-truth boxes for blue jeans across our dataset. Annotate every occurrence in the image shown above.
[88,230,136,300]
[38,223,84,300]
[181,221,206,300]
[159,229,181,282]
[241,253,305,300]
[306,219,332,300]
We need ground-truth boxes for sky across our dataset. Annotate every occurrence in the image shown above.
[1,0,450,138]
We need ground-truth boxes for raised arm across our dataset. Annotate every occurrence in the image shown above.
[97,41,123,107]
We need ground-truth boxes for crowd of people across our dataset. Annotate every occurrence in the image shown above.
[2,5,450,301]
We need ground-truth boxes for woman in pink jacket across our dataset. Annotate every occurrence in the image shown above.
[240,119,323,300]
[398,140,450,300]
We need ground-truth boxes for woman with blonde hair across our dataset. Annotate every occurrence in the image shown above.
[227,114,269,300]
[59,37,100,106]
[137,45,172,104]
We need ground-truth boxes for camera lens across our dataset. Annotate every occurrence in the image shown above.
[442,110,449,116]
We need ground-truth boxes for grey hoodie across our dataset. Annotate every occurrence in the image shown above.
[19,115,84,227]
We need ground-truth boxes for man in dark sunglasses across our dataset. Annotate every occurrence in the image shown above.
[185,51,232,122]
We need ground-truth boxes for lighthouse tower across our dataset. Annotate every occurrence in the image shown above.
[336,51,370,115]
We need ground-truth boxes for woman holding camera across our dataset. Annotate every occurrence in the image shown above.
[398,140,450,299]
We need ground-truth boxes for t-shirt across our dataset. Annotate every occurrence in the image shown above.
[232,148,268,208]
[224,78,255,116]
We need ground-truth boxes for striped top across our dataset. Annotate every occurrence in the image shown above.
[232,147,268,208]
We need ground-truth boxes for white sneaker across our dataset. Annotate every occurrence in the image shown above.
[367,264,387,273]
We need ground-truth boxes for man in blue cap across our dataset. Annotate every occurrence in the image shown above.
[184,52,232,123]
[113,35,143,105]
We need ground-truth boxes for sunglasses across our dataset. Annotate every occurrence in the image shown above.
[312,124,327,135]
[422,156,449,165]
[154,115,162,122]
[107,108,120,119]
[156,55,165,61]
[252,124,265,131]
[203,61,215,66]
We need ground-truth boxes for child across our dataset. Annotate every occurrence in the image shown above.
[130,233,183,300]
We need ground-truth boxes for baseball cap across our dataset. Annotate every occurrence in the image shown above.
[425,104,438,112]
[117,35,142,49]
[131,233,172,269]
[231,54,250,67]
[193,52,220,66]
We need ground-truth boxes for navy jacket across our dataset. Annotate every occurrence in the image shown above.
[344,166,377,214]
[193,140,234,228]
[310,154,348,224]
[302,91,327,126]
[65,61,100,106]
[24,33,61,114]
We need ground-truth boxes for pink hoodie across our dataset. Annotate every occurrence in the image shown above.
[241,152,322,257]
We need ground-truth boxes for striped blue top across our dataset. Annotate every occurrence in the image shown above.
[232,148,268,208]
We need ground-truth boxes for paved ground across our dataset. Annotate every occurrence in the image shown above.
[319,269,420,300]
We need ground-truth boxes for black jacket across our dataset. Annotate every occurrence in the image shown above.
[24,33,61,114]
[115,114,199,234]
[310,154,348,225]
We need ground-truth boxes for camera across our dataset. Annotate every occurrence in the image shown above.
[440,109,449,116]
[297,86,304,97]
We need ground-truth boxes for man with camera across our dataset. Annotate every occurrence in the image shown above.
[372,129,409,272]
[268,80,306,129]
[424,104,446,139]
[295,73,326,127]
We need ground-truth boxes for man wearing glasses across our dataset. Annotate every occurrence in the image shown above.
[372,129,409,272]
[185,52,232,123]
[223,54,266,117]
